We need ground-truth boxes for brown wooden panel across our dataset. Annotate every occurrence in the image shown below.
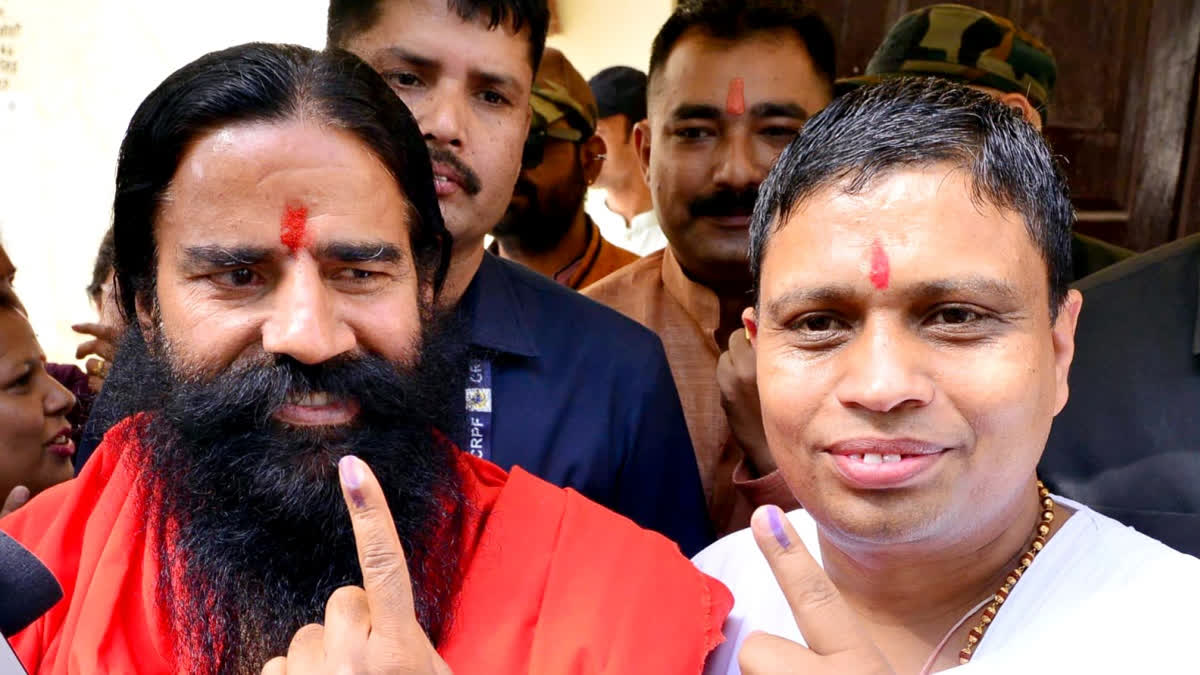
[1175,68,1200,239]
[1124,0,1200,250]
[805,0,890,78]
[802,0,1200,250]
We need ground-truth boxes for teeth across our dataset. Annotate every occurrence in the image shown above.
[883,454,902,463]
[849,454,863,461]
[291,392,331,407]
[862,453,883,465]
[51,434,68,444]
[434,176,449,184]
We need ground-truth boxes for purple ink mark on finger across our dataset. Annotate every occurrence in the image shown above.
[768,505,791,550]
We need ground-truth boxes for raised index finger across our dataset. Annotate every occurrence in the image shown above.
[750,505,872,656]
[338,454,418,633]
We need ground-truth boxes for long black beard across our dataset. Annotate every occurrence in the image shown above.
[123,317,468,675]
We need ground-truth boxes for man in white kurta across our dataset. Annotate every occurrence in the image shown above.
[692,76,1200,674]
[695,496,1200,673]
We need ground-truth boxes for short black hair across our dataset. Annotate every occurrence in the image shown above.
[750,77,1074,318]
[648,0,835,92]
[87,227,115,303]
[112,43,450,321]
[327,0,550,72]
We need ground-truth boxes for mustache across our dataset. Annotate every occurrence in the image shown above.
[688,186,760,219]
[427,146,483,196]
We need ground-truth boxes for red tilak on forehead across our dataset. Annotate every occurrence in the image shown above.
[280,205,308,253]
[726,77,746,116]
[869,239,890,290]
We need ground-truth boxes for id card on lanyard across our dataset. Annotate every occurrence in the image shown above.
[464,357,493,460]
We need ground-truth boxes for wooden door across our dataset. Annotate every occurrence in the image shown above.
[807,0,1200,251]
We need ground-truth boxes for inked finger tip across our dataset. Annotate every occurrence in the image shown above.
[338,455,368,510]
[752,505,791,551]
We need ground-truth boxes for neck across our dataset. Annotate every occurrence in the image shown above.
[438,242,486,310]
[675,256,753,344]
[495,208,591,281]
[817,480,1058,670]
[603,180,653,226]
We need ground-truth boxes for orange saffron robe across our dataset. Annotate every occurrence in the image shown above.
[2,419,732,674]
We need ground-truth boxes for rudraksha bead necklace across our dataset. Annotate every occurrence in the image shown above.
[958,480,1055,664]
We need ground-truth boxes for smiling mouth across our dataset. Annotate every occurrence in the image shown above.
[432,164,465,197]
[46,430,76,458]
[274,392,360,427]
[825,439,950,489]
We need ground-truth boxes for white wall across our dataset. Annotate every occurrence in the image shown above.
[548,0,673,78]
[0,0,667,363]
[0,0,329,362]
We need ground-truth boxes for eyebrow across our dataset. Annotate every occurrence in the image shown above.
[319,241,403,264]
[377,46,521,91]
[764,277,1023,318]
[750,102,809,120]
[376,46,437,70]
[671,101,810,122]
[671,103,723,121]
[182,242,404,267]
[182,245,272,268]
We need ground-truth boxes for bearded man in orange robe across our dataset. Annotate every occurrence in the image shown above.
[2,43,730,675]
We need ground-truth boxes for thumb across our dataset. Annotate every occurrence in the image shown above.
[2,485,30,517]
[750,505,873,657]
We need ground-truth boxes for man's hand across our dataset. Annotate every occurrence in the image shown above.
[73,323,119,393]
[260,456,453,675]
[717,329,775,475]
[1,486,30,518]
[738,506,894,675]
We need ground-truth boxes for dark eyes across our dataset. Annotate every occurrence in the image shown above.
[928,307,985,326]
[796,315,842,333]
[386,72,422,88]
[333,269,382,282]
[478,90,510,106]
[784,305,994,349]
[211,268,260,288]
[761,126,801,138]
[673,126,714,140]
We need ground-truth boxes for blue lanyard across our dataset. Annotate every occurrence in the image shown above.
[464,356,493,460]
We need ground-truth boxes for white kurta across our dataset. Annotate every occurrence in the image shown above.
[584,189,667,256]
[693,496,1200,673]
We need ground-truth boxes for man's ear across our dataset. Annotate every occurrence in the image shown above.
[581,134,606,185]
[1051,289,1083,415]
[632,119,652,184]
[742,306,759,348]
[997,91,1043,131]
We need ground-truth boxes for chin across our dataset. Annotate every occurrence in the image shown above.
[805,483,954,549]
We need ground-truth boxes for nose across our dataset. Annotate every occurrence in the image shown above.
[712,130,763,191]
[835,317,935,414]
[261,259,356,365]
[418,83,466,149]
[41,372,76,420]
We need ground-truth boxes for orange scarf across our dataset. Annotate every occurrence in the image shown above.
[3,418,731,674]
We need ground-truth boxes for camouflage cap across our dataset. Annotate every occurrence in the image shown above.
[838,4,1056,115]
[529,47,598,139]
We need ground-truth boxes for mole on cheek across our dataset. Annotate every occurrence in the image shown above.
[725,77,746,116]
[868,239,890,290]
[280,205,308,253]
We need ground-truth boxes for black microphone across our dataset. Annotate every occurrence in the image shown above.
[0,531,62,638]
